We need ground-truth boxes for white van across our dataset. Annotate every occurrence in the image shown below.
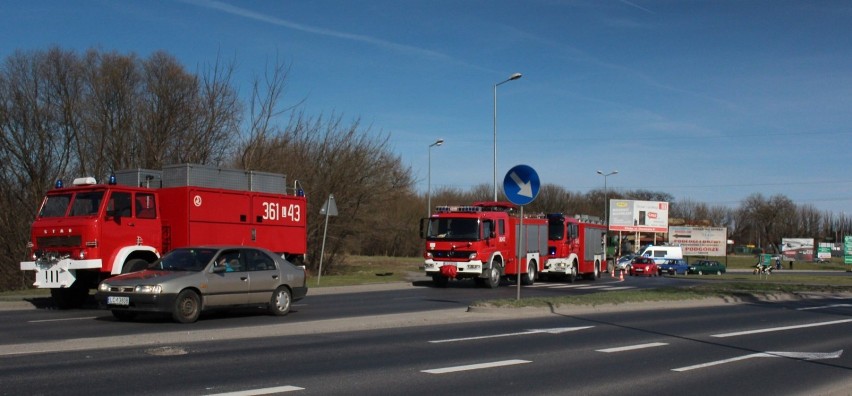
[640,245,683,264]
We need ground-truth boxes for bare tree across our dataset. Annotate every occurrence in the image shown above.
[0,48,77,289]
[78,49,141,177]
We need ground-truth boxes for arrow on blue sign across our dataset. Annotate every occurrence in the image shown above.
[509,171,533,198]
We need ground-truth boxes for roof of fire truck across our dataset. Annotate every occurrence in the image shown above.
[434,201,518,214]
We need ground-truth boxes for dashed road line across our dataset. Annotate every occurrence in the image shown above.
[596,342,669,353]
[205,385,304,395]
[422,359,531,374]
[712,319,852,338]
[797,304,852,311]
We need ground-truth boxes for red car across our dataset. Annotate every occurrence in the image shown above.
[629,257,658,276]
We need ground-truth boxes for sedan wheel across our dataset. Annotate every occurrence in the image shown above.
[172,290,201,324]
[268,286,292,316]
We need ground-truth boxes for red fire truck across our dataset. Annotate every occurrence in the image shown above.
[20,164,307,308]
[420,202,548,288]
[539,213,607,282]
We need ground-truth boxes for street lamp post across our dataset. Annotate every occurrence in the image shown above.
[597,170,618,268]
[493,72,523,201]
[427,138,444,216]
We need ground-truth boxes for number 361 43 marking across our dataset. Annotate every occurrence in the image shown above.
[262,202,301,222]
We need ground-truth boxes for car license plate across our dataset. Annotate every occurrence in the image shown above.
[108,296,130,306]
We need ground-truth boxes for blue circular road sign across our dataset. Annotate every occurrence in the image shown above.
[503,164,540,206]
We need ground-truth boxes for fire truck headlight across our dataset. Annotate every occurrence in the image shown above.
[79,251,86,259]
[468,253,477,260]
[134,285,162,294]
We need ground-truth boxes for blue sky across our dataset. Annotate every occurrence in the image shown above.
[2,1,850,213]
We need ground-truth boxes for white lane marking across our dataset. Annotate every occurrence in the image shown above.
[28,317,98,323]
[602,286,635,291]
[429,326,594,343]
[597,342,669,353]
[711,319,852,338]
[205,385,304,395]
[548,284,588,289]
[673,350,843,372]
[576,285,609,289]
[797,304,852,311]
[422,359,531,374]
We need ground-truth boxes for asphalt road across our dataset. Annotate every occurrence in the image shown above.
[1,273,850,395]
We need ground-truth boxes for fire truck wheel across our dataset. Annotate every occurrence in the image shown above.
[172,290,201,323]
[122,258,150,273]
[485,266,501,289]
[567,267,577,283]
[432,274,449,288]
[521,262,536,286]
[268,286,292,316]
[111,310,137,321]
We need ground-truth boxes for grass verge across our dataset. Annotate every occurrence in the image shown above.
[307,255,423,287]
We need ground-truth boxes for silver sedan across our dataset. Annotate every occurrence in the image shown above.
[96,246,308,323]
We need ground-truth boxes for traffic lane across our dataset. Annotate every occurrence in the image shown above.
[1,304,849,396]
[0,285,493,345]
[0,274,839,347]
[0,279,651,346]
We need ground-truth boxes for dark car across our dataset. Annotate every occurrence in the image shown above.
[629,256,658,276]
[658,258,689,275]
[687,260,726,275]
[96,246,308,323]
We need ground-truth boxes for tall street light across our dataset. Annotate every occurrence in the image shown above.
[597,170,618,267]
[493,72,523,201]
[427,138,444,216]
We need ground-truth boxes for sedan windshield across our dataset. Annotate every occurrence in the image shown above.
[153,248,217,272]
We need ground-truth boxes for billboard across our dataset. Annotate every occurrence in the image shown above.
[609,200,669,233]
[781,238,814,262]
[669,226,727,256]
[845,236,852,265]
[817,242,832,261]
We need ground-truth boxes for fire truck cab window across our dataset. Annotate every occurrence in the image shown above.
[70,191,104,217]
[107,192,132,218]
[432,219,478,240]
[548,221,564,240]
[39,194,72,218]
[135,193,157,219]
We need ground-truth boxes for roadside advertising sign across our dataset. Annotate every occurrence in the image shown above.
[845,236,852,264]
[669,226,727,256]
[817,243,832,260]
[781,238,814,262]
[609,200,669,233]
